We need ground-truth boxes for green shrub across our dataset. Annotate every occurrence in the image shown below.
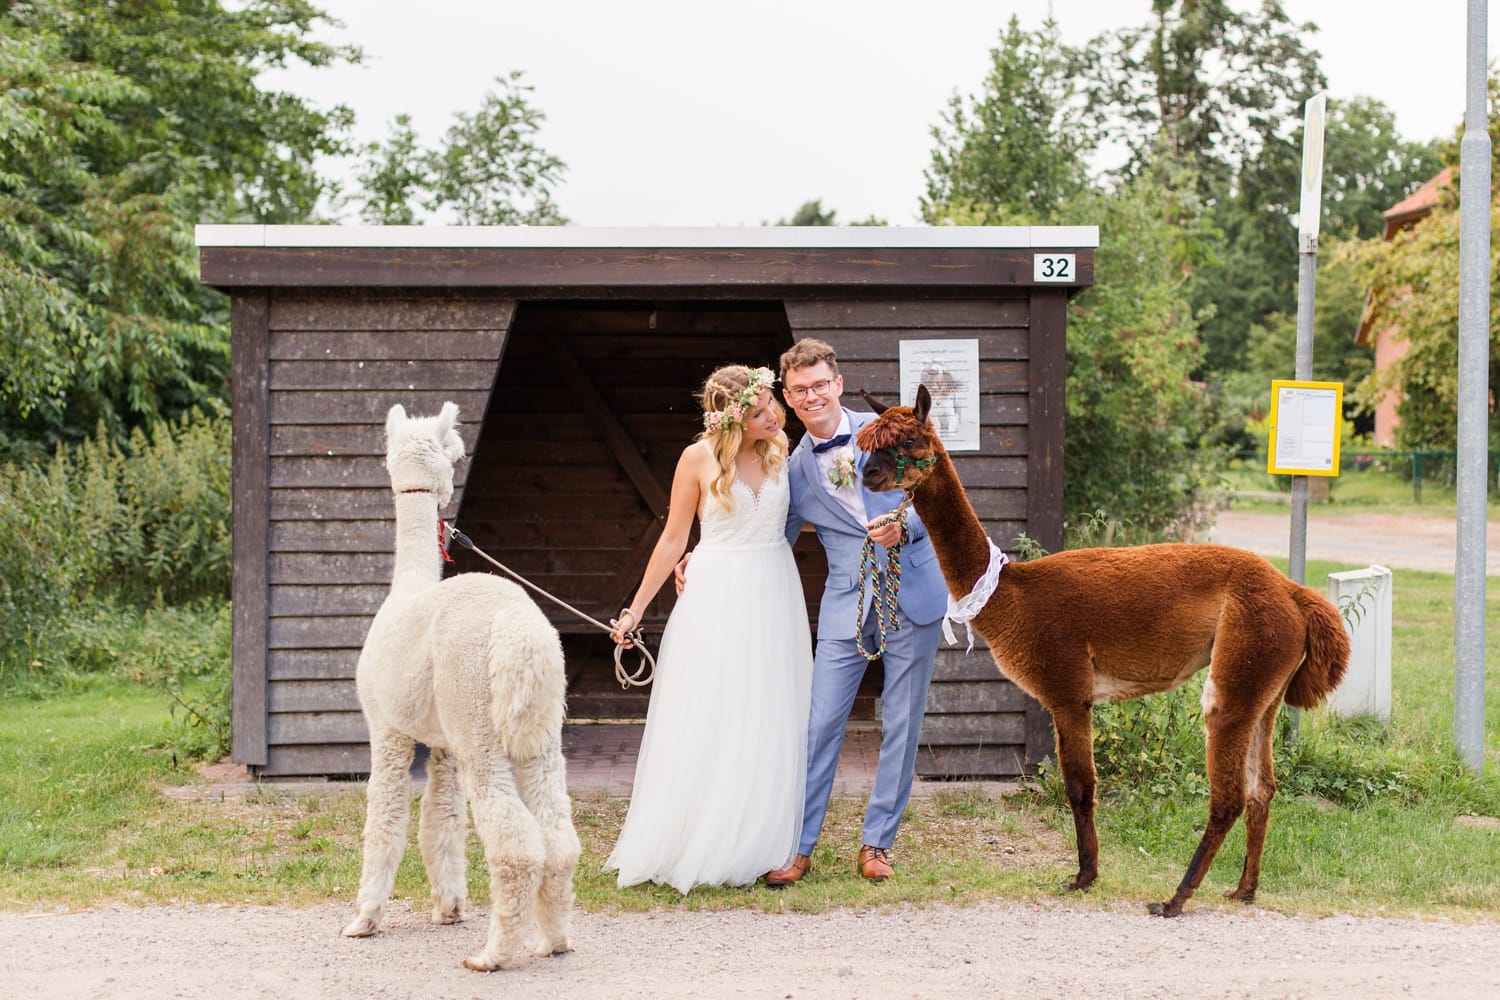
[0,410,230,688]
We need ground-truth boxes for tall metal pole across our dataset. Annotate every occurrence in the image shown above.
[1455,0,1489,773]
[1288,93,1327,742]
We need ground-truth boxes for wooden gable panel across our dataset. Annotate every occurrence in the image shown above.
[270,389,493,425]
[783,299,1028,330]
[269,295,517,332]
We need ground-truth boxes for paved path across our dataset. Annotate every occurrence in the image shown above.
[1209,510,1500,575]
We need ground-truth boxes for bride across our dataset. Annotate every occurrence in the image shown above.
[605,364,813,893]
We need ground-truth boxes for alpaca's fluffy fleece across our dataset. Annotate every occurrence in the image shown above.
[341,402,578,971]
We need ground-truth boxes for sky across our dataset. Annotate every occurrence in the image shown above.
[262,1,1497,228]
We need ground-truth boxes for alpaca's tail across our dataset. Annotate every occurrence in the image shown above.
[1284,585,1351,709]
[487,591,567,761]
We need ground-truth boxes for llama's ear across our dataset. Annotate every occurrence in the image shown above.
[385,404,408,438]
[914,384,932,424]
[859,389,889,414]
[437,402,465,463]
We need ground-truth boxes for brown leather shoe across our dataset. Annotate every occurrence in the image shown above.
[858,845,894,881]
[764,854,812,887]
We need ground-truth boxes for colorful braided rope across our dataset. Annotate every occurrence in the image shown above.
[854,515,910,661]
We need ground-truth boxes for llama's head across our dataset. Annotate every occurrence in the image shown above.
[856,384,944,494]
[384,402,466,505]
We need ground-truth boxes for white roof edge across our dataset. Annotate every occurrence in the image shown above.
[193,224,1098,250]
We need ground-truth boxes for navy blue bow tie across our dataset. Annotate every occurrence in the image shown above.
[812,433,852,454]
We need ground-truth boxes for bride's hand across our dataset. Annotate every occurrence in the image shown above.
[610,608,637,647]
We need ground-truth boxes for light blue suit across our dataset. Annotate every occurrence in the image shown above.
[784,407,947,853]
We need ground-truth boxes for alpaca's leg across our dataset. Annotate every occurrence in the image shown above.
[342,730,416,938]
[514,737,579,958]
[1151,678,1253,917]
[459,751,545,972]
[1049,701,1099,891]
[1227,698,1283,903]
[418,746,468,924]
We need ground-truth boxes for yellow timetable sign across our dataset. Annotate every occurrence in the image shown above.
[1267,380,1343,477]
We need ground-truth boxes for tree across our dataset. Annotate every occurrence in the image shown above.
[0,1,359,457]
[1079,0,1324,195]
[923,16,1225,541]
[355,72,568,226]
[1061,171,1230,541]
[1339,199,1500,451]
[1193,96,1442,373]
[770,199,885,226]
[922,16,1092,225]
[355,114,425,225]
[1080,5,1439,377]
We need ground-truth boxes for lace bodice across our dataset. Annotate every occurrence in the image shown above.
[699,473,789,548]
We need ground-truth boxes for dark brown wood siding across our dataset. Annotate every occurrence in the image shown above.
[783,298,1047,778]
[255,293,515,776]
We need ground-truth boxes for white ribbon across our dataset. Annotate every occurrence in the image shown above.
[942,539,1009,652]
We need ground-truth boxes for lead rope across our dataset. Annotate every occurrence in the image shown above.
[444,522,655,688]
[853,495,914,661]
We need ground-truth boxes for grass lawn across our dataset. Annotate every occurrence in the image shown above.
[1,562,1497,920]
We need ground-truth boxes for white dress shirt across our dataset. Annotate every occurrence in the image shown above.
[808,413,867,524]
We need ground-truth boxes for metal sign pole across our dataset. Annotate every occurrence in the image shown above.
[1287,92,1327,742]
[1455,0,1489,773]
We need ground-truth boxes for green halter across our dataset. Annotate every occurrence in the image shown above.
[885,448,937,486]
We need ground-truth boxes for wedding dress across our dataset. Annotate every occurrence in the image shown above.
[606,464,813,893]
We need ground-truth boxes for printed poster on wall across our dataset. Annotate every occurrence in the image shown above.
[898,339,981,452]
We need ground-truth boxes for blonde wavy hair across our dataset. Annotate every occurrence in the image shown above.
[697,364,788,510]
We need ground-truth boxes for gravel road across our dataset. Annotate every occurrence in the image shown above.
[1209,510,1500,575]
[4,898,1499,999]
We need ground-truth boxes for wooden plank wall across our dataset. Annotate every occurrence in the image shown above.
[253,292,516,777]
[784,298,1038,778]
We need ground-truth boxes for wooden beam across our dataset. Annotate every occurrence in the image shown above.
[1027,289,1067,554]
[200,246,1096,292]
[231,291,271,768]
[548,338,671,518]
[608,519,664,608]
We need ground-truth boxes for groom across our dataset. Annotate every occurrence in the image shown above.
[765,338,947,884]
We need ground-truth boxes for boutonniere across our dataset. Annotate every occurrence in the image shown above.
[827,446,857,490]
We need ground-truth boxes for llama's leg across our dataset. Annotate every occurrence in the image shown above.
[418,746,468,924]
[459,751,546,972]
[1150,678,1252,917]
[342,730,416,938]
[514,736,580,958]
[1227,698,1283,903]
[1049,701,1099,891]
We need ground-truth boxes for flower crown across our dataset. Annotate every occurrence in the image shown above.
[702,366,776,434]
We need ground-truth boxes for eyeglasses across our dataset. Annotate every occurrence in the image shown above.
[782,378,835,402]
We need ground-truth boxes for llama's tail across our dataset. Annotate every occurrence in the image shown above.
[487,591,567,761]
[1284,585,1351,709]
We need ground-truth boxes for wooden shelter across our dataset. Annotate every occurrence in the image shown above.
[197,226,1096,778]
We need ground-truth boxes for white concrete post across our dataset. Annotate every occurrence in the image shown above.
[1326,566,1393,721]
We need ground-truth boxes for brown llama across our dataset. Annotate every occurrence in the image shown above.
[857,385,1349,916]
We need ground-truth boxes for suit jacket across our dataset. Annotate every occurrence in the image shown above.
[784,407,948,639]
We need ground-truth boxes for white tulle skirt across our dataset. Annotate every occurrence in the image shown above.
[606,540,813,893]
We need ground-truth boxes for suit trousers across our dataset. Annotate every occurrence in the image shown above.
[797,602,943,855]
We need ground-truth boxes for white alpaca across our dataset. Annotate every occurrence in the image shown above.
[340,402,579,972]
